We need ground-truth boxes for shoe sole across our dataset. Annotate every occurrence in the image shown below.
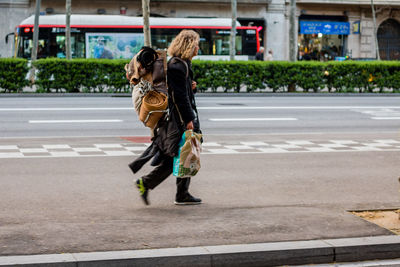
[174,201,202,205]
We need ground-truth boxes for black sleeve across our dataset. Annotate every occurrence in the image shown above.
[168,62,195,124]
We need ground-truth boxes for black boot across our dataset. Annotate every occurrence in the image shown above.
[175,177,202,205]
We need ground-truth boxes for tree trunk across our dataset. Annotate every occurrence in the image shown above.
[30,0,41,83]
[289,0,297,62]
[230,0,237,61]
[65,0,72,60]
[142,0,151,47]
[371,0,380,60]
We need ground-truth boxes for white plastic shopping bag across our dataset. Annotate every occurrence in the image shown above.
[173,130,202,177]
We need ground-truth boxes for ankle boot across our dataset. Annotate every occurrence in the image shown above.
[175,177,202,205]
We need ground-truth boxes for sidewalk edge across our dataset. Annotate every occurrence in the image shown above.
[0,235,400,266]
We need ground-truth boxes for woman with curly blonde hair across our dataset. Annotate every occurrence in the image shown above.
[133,30,202,206]
[168,30,200,60]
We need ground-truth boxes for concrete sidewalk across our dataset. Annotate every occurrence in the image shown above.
[0,134,399,266]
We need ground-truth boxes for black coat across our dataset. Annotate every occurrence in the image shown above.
[167,57,200,133]
[130,57,201,171]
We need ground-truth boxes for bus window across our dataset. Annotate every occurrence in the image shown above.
[151,28,178,51]
[18,37,48,59]
[211,30,242,55]
[236,36,242,55]
[241,29,257,56]
[18,36,31,58]
[74,33,85,58]
[56,36,66,58]
[212,30,229,55]
[55,34,85,58]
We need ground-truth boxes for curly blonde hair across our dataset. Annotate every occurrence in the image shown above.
[167,30,200,60]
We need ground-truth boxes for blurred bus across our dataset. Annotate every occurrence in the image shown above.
[14,15,261,60]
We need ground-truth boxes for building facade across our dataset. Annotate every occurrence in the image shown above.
[1,0,399,60]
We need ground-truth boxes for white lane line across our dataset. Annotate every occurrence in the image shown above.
[371,117,400,120]
[29,120,123,123]
[209,118,298,121]
[200,106,400,110]
[1,106,400,111]
[0,108,132,111]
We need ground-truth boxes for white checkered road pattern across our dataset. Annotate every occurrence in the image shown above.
[0,139,399,159]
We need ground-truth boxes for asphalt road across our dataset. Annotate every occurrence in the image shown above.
[0,96,399,257]
[0,96,399,137]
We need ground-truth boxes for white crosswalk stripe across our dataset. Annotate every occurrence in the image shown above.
[0,139,398,159]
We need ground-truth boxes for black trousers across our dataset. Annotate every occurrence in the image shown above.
[141,154,173,190]
[129,143,190,193]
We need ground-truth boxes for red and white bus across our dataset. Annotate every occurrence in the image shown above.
[14,15,261,60]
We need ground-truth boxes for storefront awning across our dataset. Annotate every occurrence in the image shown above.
[300,21,350,35]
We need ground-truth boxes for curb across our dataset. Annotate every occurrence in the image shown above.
[1,93,400,97]
[1,236,400,266]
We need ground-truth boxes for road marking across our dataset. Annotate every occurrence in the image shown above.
[209,118,298,121]
[94,144,123,148]
[0,139,399,159]
[240,141,269,146]
[371,117,400,120]
[199,106,400,110]
[0,106,400,112]
[29,120,123,123]
[0,108,132,111]
[0,145,18,149]
[43,145,71,149]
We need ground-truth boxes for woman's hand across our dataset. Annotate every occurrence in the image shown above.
[192,81,197,90]
[186,121,194,130]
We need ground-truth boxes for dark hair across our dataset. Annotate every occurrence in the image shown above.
[137,46,158,71]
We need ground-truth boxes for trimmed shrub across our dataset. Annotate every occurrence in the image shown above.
[0,58,29,92]
[2,58,400,93]
[32,58,130,93]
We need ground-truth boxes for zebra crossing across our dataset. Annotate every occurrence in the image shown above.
[0,139,399,159]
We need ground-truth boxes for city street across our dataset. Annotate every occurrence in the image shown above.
[0,95,399,258]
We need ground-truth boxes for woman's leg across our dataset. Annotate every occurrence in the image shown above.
[175,177,202,205]
[136,155,173,205]
[142,156,173,189]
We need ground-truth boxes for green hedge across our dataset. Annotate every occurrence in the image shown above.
[1,58,400,93]
[0,58,29,92]
[32,58,130,93]
[193,60,400,93]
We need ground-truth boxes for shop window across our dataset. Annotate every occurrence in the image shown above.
[298,33,347,61]
[298,18,349,61]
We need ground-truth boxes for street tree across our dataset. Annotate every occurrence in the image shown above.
[66,0,71,60]
[142,0,151,47]
[230,0,237,61]
[30,0,41,82]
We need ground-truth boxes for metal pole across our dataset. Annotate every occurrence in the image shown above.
[230,0,237,61]
[289,0,297,62]
[142,0,151,47]
[371,0,380,60]
[31,0,41,61]
[65,0,71,60]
